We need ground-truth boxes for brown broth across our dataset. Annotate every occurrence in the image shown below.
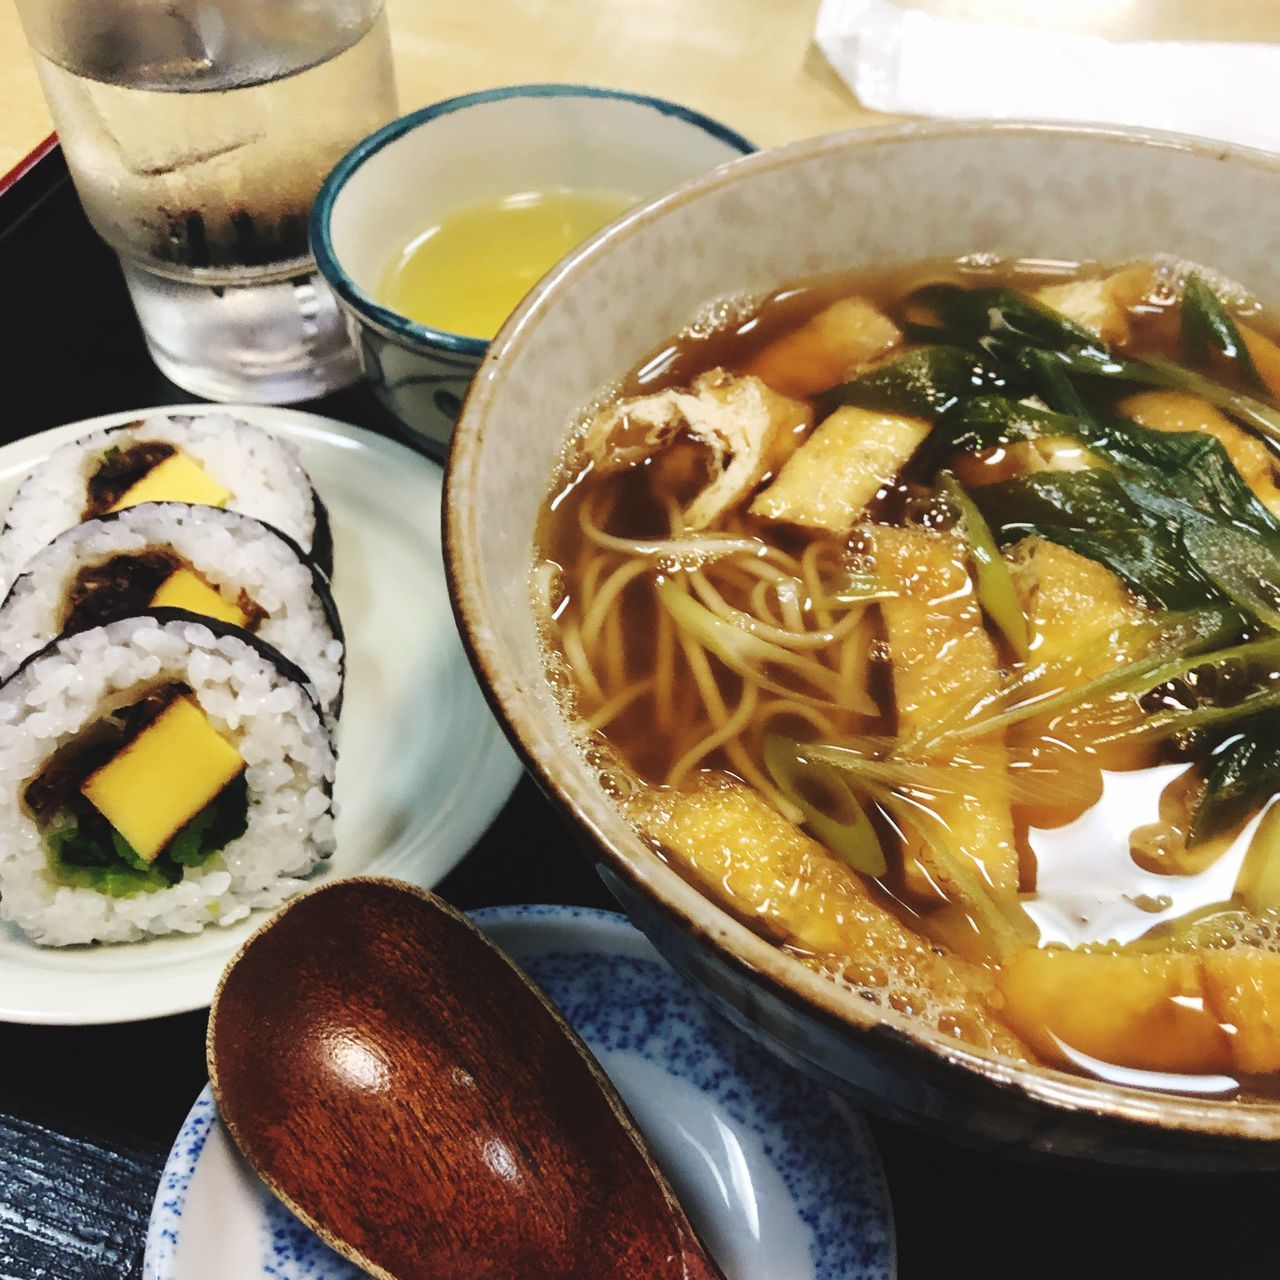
[536,256,1280,1096]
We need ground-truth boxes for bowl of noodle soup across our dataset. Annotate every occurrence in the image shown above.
[446,121,1280,1167]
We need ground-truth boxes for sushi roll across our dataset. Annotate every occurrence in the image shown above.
[0,503,344,716]
[0,412,332,592]
[0,613,336,946]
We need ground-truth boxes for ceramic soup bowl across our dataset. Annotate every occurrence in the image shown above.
[312,84,753,457]
[446,121,1280,1169]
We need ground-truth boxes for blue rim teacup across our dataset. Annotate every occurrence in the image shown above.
[310,83,754,457]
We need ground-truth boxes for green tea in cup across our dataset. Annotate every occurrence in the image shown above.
[379,187,634,340]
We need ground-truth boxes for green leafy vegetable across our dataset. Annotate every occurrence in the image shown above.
[168,774,249,867]
[1017,347,1098,422]
[903,283,1102,362]
[1181,523,1280,632]
[110,829,153,871]
[47,823,178,897]
[966,398,1280,616]
[944,394,1279,536]
[937,471,1030,659]
[823,345,1005,419]
[1113,453,1279,544]
[1181,273,1268,394]
[928,395,1081,458]
[762,734,886,876]
[894,278,1280,443]
[1037,347,1280,445]
[44,773,249,896]
[1190,728,1280,847]
[973,470,1219,610]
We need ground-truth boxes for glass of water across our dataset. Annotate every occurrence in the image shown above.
[15,0,399,403]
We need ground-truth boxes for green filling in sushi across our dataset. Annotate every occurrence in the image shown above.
[45,774,249,898]
[0,613,337,946]
[27,682,251,898]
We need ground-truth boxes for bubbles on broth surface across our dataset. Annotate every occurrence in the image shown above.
[1147,253,1258,313]
[682,292,760,341]
[798,941,1024,1057]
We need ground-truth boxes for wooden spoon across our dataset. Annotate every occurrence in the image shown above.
[207,877,726,1280]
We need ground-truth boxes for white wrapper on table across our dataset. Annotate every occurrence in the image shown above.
[815,0,1280,155]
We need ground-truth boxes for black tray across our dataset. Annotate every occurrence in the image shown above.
[0,141,1275,1280]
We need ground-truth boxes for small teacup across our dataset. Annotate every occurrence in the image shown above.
[310,83,753,457]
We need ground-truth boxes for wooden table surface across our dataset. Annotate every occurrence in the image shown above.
[5,0,1280,175]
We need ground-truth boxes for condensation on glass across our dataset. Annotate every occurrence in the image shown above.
[15,0,399,401]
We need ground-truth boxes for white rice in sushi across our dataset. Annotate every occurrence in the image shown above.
[0,503,344,714]
[0,615,336,946]
[0,413,327,593]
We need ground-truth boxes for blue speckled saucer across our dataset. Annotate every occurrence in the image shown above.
[144,905,895,1280]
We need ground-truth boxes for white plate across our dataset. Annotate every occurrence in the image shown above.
[0,404,521,1024]
[144,906,896,1280]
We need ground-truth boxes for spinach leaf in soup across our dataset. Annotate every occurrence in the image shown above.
[1190,727,1280,847]
[1181,273,1269,395]
[907,276,1280,444]
[1181,523,1280,633]
[902,283,1103,362]
[822,345,1007,419]
[971,470,1218,612]
[944,390,1280,622]
[939,394,1280,539]
[1017,346,1099,423]
[1040,346,1280,445]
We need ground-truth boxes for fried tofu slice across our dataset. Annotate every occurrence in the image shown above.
[1201,948,1280,1074]
[876,525,1006,727]
[948,436,1095,493]
[582,369,812,529]
[745,297,902,399]
[1001,945,1280,1076]
[997,948,1233,1074]
[999,436,1096,479]
[1035,280,1125,344]
[1007,537,1149,671]
[634,774,1027,1057]
[873,525,1019,902]
[749,406,930,533]
[1005,537,1152,772]
[1117,389,1280,517]
[1034,262,1154,346]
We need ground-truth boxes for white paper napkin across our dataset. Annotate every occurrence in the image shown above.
[815,0,1280,154]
